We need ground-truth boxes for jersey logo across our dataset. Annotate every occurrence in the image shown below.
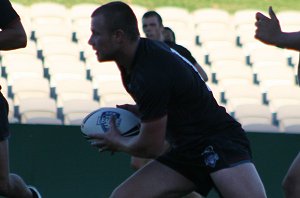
[201,145,219,168]
[97,111,121,132]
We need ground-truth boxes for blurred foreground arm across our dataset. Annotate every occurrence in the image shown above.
[0,18,27,50]
[255,6,300,51]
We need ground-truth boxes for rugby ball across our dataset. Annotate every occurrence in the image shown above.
[81,107,140,137]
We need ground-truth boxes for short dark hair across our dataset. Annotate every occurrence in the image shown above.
[142,11,163,26]
[91,1,140,41]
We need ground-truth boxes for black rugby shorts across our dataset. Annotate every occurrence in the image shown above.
[156,129,252,196]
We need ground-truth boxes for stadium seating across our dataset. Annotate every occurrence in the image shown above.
[46,59,86,84]
[212,60,253,86]
[87,60,121,87]
[233,9,264,47]
[223,84,263,112]
[53,78,94,107]
[155,6,194,46]
[232,103,274,125]
[257,67,295,92]
[276,11,300,32]
[1,41,38,59]
[62,99,99,125]
[11,77,51,105]
[265,84,300,112]
[2,2,299,134]
[248,45,288,66]
[70,3,98,42]
[206,45,245,65]
[18,97,60,124]
[93,78,134,107]
[276,104,300,133]
[29,2,69,28]
[193,8,231,30]
[4,58,44,86]
[192,8,232,47]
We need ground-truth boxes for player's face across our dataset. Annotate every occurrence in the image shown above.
[88,15,118,62]
[142,16,163,41]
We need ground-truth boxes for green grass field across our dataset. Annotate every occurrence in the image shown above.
[12,0,300,13]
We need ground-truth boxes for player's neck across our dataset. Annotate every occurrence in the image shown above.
[115,37,140,74]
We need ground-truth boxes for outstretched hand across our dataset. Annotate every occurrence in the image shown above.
[255,6,282,46]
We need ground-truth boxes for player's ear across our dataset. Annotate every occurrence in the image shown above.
[114,29,125,42]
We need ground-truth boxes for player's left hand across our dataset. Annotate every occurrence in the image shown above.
[88,115,121,154]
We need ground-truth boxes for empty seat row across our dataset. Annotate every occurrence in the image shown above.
[3,2,299,133]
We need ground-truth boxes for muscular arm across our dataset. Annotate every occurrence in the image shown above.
[115,116,167,158]
[90,115,168,158]
[0,19,27,50]
[271,31,300,51]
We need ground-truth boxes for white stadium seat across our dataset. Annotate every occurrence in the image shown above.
[274,104,300,133]
[62,99,99,125]
[233,104,273,126]
[1,3,297,131]
[18,97,58,123]
[54,79,94,107]
[11,77,50,105]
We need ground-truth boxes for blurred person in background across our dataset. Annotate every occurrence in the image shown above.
[142,11,208,82]
[0,0,41,197]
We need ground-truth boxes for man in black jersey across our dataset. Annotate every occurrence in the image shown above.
[132,11,208,198]
[131,10,210,171]
[156,23,204,195]
[0,0,41,197]
[142,10,208,82]
[130,13,208,198]
[255,6,300,198]
[87,2,267,197]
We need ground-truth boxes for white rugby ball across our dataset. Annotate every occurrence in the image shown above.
[81,107,140,137]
